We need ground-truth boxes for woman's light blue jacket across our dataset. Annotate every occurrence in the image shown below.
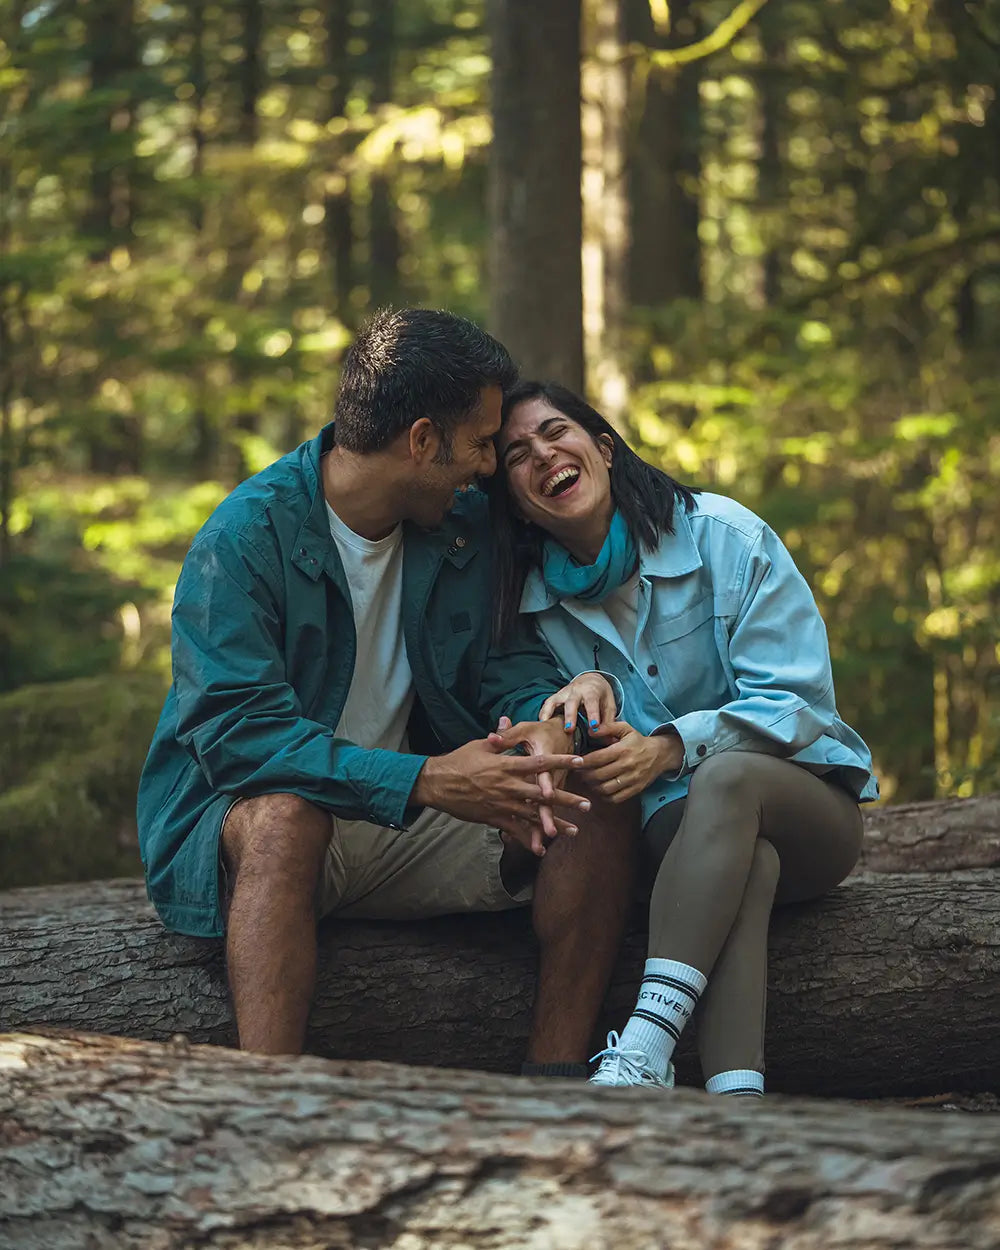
[519,492,878,829]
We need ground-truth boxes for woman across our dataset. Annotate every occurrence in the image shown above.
[488,380,878,1097]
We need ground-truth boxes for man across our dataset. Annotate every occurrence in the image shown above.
[137,307,633,1072]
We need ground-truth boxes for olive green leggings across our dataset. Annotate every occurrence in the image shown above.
[642,751,863,1078]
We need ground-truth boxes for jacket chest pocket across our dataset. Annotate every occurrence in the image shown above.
[651,596,727,713]
[434,609,485,692]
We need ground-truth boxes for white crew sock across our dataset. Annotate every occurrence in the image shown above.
[705,1069,765,1097]
[617,958,707,1078]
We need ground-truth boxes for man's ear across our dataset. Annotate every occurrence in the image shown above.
[408,417,440,464]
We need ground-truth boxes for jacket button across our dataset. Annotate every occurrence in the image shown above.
[696,744,707,757]
[298,547,307,556]
[455,536,466,548]
[647,663,658,677]
[626,663,634,673]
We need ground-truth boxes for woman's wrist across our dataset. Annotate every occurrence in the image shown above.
[651,727,684,773]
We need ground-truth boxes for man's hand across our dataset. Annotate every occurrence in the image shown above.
[488,716,580,850]
[411,734,589,857]
[578,721,684,803]
[538,672,617,734]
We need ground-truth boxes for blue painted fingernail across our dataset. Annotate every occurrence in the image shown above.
[590,718,598,728]
[564,721,572,730]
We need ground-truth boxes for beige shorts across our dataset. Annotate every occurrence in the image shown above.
[318,806,532,920]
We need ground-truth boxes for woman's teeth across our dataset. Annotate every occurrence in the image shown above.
[541,467,580,497]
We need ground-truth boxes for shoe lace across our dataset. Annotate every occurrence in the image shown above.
[589,1030,651,1083]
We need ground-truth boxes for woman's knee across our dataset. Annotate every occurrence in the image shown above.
[687,751,764,810]
[747,837,781,899]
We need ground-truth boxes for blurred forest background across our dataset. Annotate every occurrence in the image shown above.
[1,0,999,884]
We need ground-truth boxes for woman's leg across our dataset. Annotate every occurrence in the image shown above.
[593,753,861,1089]
[647,753,862,964]
[696,837,779,1085]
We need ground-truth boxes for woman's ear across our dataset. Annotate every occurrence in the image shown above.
[599,434,614,468]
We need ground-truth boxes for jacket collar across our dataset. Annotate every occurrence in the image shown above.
[291,423,338,583]
[519,502,703,614]
[291,424,481,582]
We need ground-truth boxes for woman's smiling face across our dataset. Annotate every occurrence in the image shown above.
[497,396,615,558]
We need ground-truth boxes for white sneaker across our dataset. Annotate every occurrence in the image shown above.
[588,1031,675,1089]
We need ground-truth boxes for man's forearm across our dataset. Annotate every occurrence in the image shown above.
[410,754,446,809]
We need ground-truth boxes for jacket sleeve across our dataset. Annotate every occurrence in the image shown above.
[171,528,426,827]
[476,617,572,729]
[660,524,837,775]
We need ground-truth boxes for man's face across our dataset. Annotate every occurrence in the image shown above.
[406,384,502,528]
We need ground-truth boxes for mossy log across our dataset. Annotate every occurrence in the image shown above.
[1,868,998,1098]
[1,1031,999,1250]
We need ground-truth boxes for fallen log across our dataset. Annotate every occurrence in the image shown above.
[1,1031,998,1250]
[856,792,1000,873]
[1,871,997,1097]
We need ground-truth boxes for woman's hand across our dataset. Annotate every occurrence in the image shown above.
[578,721,684,802]
[538,671,617,733]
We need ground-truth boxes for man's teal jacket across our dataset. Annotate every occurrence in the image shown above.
[137,424,568,937]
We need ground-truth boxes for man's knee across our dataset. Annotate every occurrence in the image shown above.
[222,792,330,882]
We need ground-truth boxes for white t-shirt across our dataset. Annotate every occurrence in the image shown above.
[602,570,641,656]
[326,502,414,753]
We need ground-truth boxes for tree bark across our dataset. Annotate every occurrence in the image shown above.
[582,0,630,427]
[323,0,356,319]
[855,792,1000,873]
[1,869,997,1097]
[488,0,584,388]
[366,0,400,308]
[1,1031,998,1250]
[627,0,703,306]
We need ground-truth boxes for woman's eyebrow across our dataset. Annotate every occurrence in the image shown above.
[501,416,563,461]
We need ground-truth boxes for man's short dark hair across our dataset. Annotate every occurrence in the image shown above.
[334,308,519,458]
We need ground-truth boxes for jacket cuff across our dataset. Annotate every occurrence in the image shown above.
[654,711,736,778]
[357,749,429,830]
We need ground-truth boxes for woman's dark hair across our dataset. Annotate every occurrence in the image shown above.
[487,380,699,640]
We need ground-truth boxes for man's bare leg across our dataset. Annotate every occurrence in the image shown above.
[221,792,331,1054]
[523,791,637,1063]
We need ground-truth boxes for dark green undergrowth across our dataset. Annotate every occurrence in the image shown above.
[0,672,166,888]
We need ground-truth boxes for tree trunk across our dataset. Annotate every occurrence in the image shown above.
[488,0,584,388]
[1,1031,998,1250]
[366,0,399,307]
[323,0,356,318]
[855,792,1000,874]
[237,0,262,146]
[84,0,137,256]
[1,869,998,1097]
[582,0,630,427]
[627,0,702,307]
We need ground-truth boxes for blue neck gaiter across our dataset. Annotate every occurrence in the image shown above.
[541,509,638,603]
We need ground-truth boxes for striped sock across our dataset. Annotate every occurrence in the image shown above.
[705,1069,765,1097]
[617,958,707,1079]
